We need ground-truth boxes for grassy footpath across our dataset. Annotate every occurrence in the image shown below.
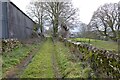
[2,43,40,77]
[21,38,54,78]
[21,38,95,78]
[70,38,118,51]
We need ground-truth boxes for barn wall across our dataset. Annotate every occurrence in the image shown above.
[0,1,2,39]
[0,2,9,39]
[7,2,35,39]
[0,1,35,39]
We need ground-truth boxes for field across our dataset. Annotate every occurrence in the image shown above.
[1,38,119,78]
[70,38,118,51]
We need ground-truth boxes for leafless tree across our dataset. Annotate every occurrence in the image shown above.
[118,1,120,53]
[26,1,45,36]
[44,2,79,37]
[27,1,79,38]
[89,3,119,41]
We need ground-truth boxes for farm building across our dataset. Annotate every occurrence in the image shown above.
[0,0,36,40]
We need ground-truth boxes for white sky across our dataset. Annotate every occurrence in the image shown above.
[10,0,120,24]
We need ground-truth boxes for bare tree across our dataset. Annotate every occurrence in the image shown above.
[90,3,119,41]
[44,2,79,37]
[118,1,120,53]
[27,1,79,38]
[26,1,45,36]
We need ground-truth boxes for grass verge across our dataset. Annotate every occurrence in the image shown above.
[55,42,95,78]
[2,43,40,77]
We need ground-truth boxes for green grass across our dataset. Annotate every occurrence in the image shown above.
[0,55,2,79]
[21,38,95,78]
[21,39,54,78]
[70,38,118,51]
[2,43,40,77]
[55,42,95,78]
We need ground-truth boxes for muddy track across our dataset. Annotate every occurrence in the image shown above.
[51,42,62,78]
[4,48,39,78]
[51,51,62,78]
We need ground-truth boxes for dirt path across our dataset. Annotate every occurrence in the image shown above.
[51,39,63,78]
[51,47,62,78]
[5,48,39,78]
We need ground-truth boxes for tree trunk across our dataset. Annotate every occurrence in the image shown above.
[118,2,120,54]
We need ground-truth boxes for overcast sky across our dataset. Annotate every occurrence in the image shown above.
[10,0,120,24]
